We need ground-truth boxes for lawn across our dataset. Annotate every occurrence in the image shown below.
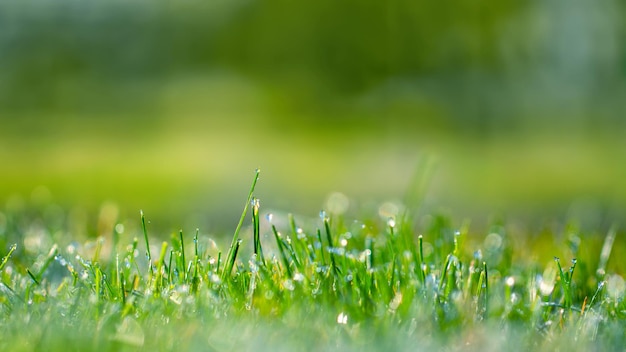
[2,1,625,350]
[0,169,624,351]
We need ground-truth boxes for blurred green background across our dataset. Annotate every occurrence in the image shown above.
[1,0,625,234]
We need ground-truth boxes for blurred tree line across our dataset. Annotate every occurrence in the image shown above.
[1,0,624,133]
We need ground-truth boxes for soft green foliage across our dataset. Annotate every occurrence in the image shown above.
[0,174,624,351]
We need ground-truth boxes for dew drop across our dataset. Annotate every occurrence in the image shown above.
[282,279,295,291]
[505,276,515,287]
[387,217,396,228]
[266,213,273,223]
[337,312,348,325]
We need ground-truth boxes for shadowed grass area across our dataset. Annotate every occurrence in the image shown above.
[0,171,624,351]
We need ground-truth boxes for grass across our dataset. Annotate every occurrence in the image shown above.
[0,170,625,351]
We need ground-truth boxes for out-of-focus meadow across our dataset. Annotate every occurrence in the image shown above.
[1,0,625,234]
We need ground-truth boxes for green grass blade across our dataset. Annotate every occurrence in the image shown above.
[597,226,617,279]
[141,210,152,274]
[222,169,260,280]
[0,244,17,272]
[179,230,186,281]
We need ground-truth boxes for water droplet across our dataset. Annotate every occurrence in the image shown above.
[505,276,515,287]
[282,279,295,291]
[340,238,348,247]
[319,210,327,221]
[387,217,396,228]
[336,312,348,325]
[327,247,345,256]
[266,213,273,223]
[115,223,125,234]
[55,254,67,266]
[293,273,305,282]
[473,250,482,261]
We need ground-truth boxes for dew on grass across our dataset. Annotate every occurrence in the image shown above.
[328,247,345,256]
[510,292,520,304]
[320,210,329,222]
[315,265,329,274]
[209,273,221,284]
[282,279,295,291]
[115,223,125,234]
[340,238,348,247]
[474,250,483,261]
[293,272,305,282]
[54,254,67,266]
[249,257,259,273]
[266,213,273,223]
[337,312,348,325]
[505,276,515,287]
[296,228,306,240]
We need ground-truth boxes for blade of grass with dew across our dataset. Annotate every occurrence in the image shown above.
[0,244,17,273]
[141,210,152,275]
[222,168,260,280]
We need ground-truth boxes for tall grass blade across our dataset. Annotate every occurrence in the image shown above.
[179,230,186,281]
[141,210,152,273]
[0,244,17,272]
[222,169,260,280]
